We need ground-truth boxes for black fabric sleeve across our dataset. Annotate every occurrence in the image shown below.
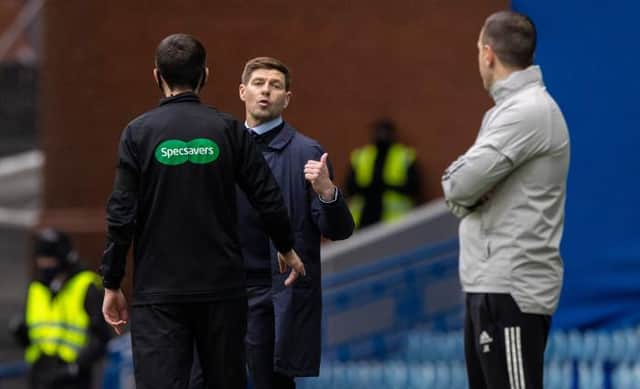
[308,147,354,241]
[100,127,139,290]
[76,284,111,369]
[9,314,29,348]
[228,118,294,253]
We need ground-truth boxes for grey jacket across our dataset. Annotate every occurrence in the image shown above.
[442,65,570,315]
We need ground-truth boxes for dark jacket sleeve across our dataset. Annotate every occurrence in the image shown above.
[100,126,139,289]
[228,118,294,253]
[76,284,111,369]
[9,312,29,348]
[308,146,355,241]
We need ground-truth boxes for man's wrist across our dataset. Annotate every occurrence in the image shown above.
[319,186,338,203]
[102,277,122,291]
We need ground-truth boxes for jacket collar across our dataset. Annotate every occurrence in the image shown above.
[490,65,543,105]
[159,92,200,106]
[267,121,296,151]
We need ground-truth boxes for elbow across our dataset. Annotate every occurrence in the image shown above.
[328,227,354,241]
[323,227,354,241]
[442,179,474,206]
[445,189,469,205]
[322,218,355,241]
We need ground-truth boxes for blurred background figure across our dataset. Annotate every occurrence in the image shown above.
[344,119,422,229]
[10,228,110,389]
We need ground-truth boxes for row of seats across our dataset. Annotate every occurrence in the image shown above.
[101,329,640,388]
[399,327,640,363]
[298,361,640,389]
[403,330,464,362]
[546,329,640,362]
[611,363,640,389]
[297,361,585,389]
[298,362,468,389]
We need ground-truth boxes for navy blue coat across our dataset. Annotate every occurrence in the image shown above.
[258,122,354,376]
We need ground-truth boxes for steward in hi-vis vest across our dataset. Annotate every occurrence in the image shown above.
[11,229,110,389]
[345,119,422,229]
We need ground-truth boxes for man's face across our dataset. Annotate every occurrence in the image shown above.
[36,255,59,271]
[477,28,493,91]
[239,68,291,125]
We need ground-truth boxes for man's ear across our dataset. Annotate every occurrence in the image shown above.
[203,67,210,86]
[283,91,292,109]
[484,45,496,68]
[239,84,246,101]
[153,68,165,94]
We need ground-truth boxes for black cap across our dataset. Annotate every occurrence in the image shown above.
[33,228,76,264]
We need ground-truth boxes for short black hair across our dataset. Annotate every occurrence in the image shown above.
[155,33,206,90]
[482,11,536,69]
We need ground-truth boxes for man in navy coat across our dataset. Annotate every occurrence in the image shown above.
[236,57,354,388]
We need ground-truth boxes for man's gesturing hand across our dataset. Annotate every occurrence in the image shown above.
[277,249,306,287]
[304,153,336,201]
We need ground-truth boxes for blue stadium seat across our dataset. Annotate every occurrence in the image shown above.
[577,361,604,389]
[408,364,435,389]
[568,330,584,361]
[544,361,572,389]
[383,362,408,388]
[449,362,468,389]
[546,330,568,362]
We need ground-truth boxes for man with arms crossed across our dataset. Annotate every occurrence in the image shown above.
[442,11,570,389]
[100,35,305,389]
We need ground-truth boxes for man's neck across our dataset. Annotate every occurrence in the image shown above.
[245,116,283,134]
[162,86,197,98]
[246,116,266,128]
[489,63,523,88]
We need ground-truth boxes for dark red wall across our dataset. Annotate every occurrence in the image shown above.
[40,1,506,269]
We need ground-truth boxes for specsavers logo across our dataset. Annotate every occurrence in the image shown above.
[155,138,220,166]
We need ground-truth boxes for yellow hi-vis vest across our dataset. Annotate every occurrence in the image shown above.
[24,271,101,364]
[349,143,416,228]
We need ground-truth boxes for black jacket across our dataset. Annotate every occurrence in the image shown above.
[100,93,294,305]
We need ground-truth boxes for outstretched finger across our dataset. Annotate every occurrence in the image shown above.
[113,322,126,335]
[284,269,299,287]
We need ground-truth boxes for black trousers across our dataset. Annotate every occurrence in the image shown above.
[464,293,551,389]
[131,298,247,389]
[29,356,91,389]
[245,285,295,389]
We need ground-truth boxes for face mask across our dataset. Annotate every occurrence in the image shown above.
[37,266,62,287]
[375,139,392,149]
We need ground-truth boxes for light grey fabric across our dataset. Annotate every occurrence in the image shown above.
[442,65,570,315]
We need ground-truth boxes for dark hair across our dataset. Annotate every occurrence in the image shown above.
[241,57,291,90]
[155,33,206,90]
[482,11,536,69]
